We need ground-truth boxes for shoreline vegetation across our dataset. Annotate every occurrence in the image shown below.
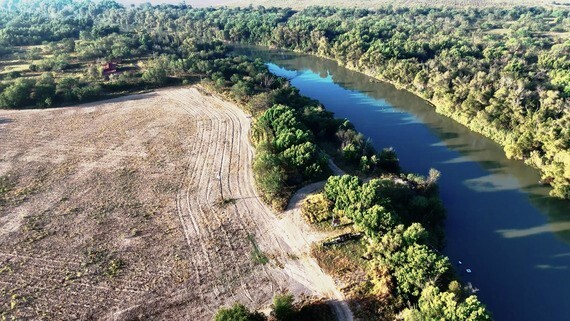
[0,1,563,319]
[1,4,568,200]
[219,7,570,200]
[202,53,491,319]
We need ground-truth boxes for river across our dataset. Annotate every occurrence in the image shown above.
[235,46,570,321]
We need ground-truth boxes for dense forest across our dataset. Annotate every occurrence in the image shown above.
[214,5,570,199]
[303,172,490,320]
[1,1,568,198]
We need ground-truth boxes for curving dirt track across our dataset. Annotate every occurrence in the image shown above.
[0,87,352,320]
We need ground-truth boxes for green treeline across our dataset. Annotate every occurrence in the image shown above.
[0,1,499,319]
[1,2,569,197]
[1,2,568,198]
[305,173,490,320]
[210,6,570,199]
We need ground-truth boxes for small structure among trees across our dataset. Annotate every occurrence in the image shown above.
[101,61,118,77]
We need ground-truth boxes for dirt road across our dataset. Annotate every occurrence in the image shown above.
[0,87,351,320]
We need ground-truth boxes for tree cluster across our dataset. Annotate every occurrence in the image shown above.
[318,172,490,320]
[0,73,102,108]
[5,2,565,196]
[252,104,329,209]
[214,293,333,321]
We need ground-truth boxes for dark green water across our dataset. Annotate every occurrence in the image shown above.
[236,46,570,321]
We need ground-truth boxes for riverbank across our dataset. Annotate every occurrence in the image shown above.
[240,47,570,321]
[237,43,568,201]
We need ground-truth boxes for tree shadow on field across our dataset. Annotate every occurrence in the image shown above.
[0,117,12,125]
[76,92,159,109]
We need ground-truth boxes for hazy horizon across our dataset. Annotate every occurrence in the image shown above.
[115,0,239,6]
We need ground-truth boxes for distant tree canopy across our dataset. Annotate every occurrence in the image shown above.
[0,1,567,198]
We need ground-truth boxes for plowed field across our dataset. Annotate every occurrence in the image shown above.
[0,87,351,320]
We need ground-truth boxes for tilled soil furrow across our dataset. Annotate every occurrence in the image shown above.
[202,103,256,304]
[191,104,238,300]
[217,102,284,298]
[174,96,219,315]
[177,91,235,311]
[0,87,352,321]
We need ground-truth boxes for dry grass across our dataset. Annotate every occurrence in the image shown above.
[0,90,199,319]
[0,87,355,320]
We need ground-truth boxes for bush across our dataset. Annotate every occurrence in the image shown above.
[214,303,266,321]
[301,194,332,223]
[271,293,295,321]
[0,78,34,108]
[253,150,288,210]
[378,148,401,173]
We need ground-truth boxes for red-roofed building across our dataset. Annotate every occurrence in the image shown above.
[102,62,118,76]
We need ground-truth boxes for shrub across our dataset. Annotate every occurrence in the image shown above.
[301,194,332,223]
[271,293,295,321]
[214,303,266,321]
[378,148,401,173]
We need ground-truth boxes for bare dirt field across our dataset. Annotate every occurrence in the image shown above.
[0,87,351,320]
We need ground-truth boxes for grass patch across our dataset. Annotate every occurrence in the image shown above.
[83,248,125,278]
[23,215,51,244]
[105,258,125,278]
[216,197,237,208]
[0,176,13,206]
[311,241,366,279]
[247,234,269,265]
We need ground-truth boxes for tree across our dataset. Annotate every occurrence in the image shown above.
[247,92,274,116]
[271,293,295,321]
[378,148,401,173]
[214,303,266,321]
[85,64,103,80]
[402,285,492,321]
[142,56,169,85]
[253,150,286,208]
[32,73,56,107]
[355,205,398,236]
[324,175,362,211]
[281,141,323,177]
[391,243,450,299]
[0,78,34,108]
[231,80,254,101]
[56,77,81,102]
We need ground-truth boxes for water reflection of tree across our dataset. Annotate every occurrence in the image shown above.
[238,45,570,245]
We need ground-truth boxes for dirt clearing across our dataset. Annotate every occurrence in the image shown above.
[0,87,351,320]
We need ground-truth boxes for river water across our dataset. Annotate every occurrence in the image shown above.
[235,46,570,321]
